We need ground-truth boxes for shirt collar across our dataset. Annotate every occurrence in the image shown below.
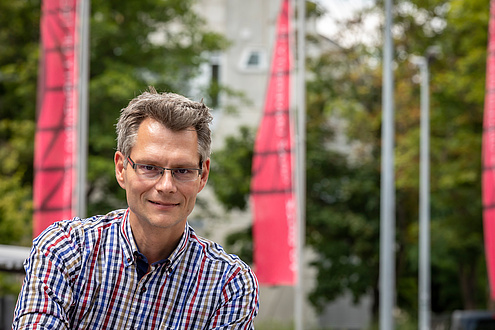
[166,223,190,271]
[120,209,138,267]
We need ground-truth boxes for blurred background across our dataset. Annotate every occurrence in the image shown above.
[0,0,491,329]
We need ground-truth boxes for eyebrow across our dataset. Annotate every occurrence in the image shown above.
[134,159,199,169]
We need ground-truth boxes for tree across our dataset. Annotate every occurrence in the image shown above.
[210,0,491,321]
[307,0,490,316]
[209,126,255,213]
[0,0,40,246]
[0,120,34,245]
[0,0,228,245]
[428,0,488,311]
[85,0,228,215]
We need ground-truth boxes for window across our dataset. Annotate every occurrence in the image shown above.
[239,48,267,72]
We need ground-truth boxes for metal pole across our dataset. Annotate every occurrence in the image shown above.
[419,56,431,330]
[379,0,395,329]
[77,0,90,218]
[295,0,306,328]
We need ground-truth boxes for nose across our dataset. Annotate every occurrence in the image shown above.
[154,169,177,193]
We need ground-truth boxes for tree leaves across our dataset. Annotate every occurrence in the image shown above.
[0,0,227,234]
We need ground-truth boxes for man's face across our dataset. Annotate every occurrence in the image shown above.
[115,118,209,239]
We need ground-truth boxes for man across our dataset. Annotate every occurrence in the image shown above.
[13,88,259,329]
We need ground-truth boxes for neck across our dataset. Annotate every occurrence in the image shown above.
[130,221,185,265]
[139,235,181,264]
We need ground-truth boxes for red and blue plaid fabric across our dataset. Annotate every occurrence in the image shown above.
[13,209,259,329]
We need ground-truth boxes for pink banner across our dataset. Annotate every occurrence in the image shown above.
[33,0,80,237]
[483,0,495,300]
[251,0,296,285]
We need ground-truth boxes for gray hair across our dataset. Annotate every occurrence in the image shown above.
[116,87,213,164]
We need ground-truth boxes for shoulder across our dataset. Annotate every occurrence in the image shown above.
[33,209,127,254]
[22,210,128,284]
[186,226,258,285]
[185,227,259,318]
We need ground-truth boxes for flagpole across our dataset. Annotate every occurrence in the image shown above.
[294,0,306,328]
[417,45,439,330]
[379,0,395,329]
[418,54,431,330]
[77,0,90,218]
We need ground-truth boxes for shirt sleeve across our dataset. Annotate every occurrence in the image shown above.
[209,266,259,329]
[12,222,83,330]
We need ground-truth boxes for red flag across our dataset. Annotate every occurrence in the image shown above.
[251,0,296,285]
[33,0,81,237]
[483,0,495,300]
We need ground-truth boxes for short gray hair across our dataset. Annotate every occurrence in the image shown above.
[116,87,213,164]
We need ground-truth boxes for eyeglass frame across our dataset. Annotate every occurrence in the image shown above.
[126,156,203,182]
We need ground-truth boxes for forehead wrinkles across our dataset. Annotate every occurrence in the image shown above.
[131,119,199,165]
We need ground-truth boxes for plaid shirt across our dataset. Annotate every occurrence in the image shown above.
[13,209,259,329]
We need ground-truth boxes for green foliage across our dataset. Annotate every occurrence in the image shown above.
[1,0,491,321]
[319,0,489,316]
[0,273,24,296]
[306,157,381,312]
[0,120,34,245]
[0,0,228,239]
[85,0,228,215]
[209,126,255,211]
[208,126,254,261]
[427,0,487,312]
[303,46,383,314]
[225,226,253,265]
[0,0,40,121]
[211,0,491,320]
[0,2,39,246]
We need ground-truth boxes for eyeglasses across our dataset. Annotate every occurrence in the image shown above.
[126,156,202,182]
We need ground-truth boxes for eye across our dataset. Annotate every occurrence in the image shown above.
[175,168,191,175]
[138,164,160,173]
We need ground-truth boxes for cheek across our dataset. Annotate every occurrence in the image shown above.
[123,177,149,198]
[183,186,199,203]
[185,195,198,213]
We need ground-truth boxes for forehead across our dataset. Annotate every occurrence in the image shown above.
[132,118,199,164]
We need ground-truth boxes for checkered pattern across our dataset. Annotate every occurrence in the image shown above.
[13,209,259,329]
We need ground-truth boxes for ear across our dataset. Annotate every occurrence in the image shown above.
[198,158,210,193]
[115,151,126,189]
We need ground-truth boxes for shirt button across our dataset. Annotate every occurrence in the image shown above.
[141,287,147,293]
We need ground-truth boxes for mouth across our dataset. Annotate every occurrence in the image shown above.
[149,200,180,207]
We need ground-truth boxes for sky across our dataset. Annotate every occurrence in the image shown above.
[315,0,376,39]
